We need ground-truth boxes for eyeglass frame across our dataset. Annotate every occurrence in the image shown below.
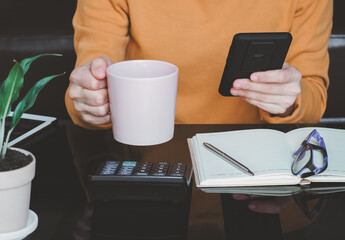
[291,129,328,178]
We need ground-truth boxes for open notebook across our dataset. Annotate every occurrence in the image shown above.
[5,112,56,147]
[187,127,345,195]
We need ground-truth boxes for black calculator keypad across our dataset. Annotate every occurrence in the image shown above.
[152,162,170,176]
[98,161,187,178]
[91,161,192,202]
[134,162,153,176]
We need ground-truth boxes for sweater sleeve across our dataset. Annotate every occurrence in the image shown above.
[260,0,333,124]
[65,0,129,129]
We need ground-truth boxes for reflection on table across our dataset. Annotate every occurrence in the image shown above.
[25,122,345,240]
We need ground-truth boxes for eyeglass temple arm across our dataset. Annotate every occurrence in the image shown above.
[310,129,326,149]
[295,129,326,156]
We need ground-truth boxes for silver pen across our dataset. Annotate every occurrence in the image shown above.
[203,142,254,176]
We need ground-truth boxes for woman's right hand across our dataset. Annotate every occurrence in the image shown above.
[69,56,114,125]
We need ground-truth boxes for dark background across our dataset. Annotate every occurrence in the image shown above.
[0,0,344,120]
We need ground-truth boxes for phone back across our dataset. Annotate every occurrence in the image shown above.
[219,32,292,96]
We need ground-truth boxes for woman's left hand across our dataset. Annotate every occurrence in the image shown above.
[231,62,302,117]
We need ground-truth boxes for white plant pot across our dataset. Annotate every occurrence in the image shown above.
[0,148,35,233]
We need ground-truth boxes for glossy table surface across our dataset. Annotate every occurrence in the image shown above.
[20,121,345,240]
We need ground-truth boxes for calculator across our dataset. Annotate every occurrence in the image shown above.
[90,160,193,201]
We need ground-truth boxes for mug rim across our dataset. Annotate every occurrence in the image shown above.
[107,59,178,80]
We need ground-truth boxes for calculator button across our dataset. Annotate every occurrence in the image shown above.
[172,167,185,171]
[154,167,168,171]
[134,172,150,176]
[158,162,169,165]
[100,161,120,175]
[155,167,169,172]
[155,164,169,168]
[172,165,185,169]
[135,169,150,173]
[152,172,167,176]
[117,171,132,176]
[117,161,136,175]
[122,161,137,167]
[138,166,152,170]
[139,162,153,166]
[172,163,186,167]
[117,168,134,175]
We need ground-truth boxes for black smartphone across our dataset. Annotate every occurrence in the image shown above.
[218,32,292,96]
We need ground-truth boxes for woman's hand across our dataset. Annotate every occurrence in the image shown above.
[231,62,302,117]
[69,56,113,125]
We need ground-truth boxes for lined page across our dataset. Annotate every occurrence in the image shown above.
[193,129,293,185]
[287,127,345,181]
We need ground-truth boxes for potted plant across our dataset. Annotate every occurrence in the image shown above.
[0,54,64,237]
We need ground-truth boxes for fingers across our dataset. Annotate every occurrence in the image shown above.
[69,86,110,124]
[70,56,113,90]
[69,86,108,106]
[231,62,302,115]
[68,56,114,125]
[69,84,110,124]
[75,111,111,125]
[231,80,296,114]
[74,102,111,125]
[250,63,302,84]
[90,56,113,80]
[70,65,107,90]
[74,101,110,117]
[79,113,111,125]
[232,78,300,97]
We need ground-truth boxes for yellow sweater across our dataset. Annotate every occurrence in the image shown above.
[66,0,332,129]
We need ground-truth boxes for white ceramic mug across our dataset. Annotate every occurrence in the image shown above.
[107,60,178,146]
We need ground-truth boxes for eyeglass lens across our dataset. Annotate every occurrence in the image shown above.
[292,145,326,175]
[292,145,311,174]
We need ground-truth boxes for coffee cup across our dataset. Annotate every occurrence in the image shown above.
[106,60,178,146]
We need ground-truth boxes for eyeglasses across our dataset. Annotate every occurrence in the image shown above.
[291,129,328,178]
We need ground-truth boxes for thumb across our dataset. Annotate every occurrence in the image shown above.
[282,62,290,69]
[90,56,113,80]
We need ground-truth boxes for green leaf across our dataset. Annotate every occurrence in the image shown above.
[0,54,62,120]
[10,72,65,130]
[0,62,24,119]
[20,53,62,74]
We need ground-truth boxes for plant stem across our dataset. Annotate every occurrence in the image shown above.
[1,128,13,159]
[0,99,12,160]
[0,117,5,159]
